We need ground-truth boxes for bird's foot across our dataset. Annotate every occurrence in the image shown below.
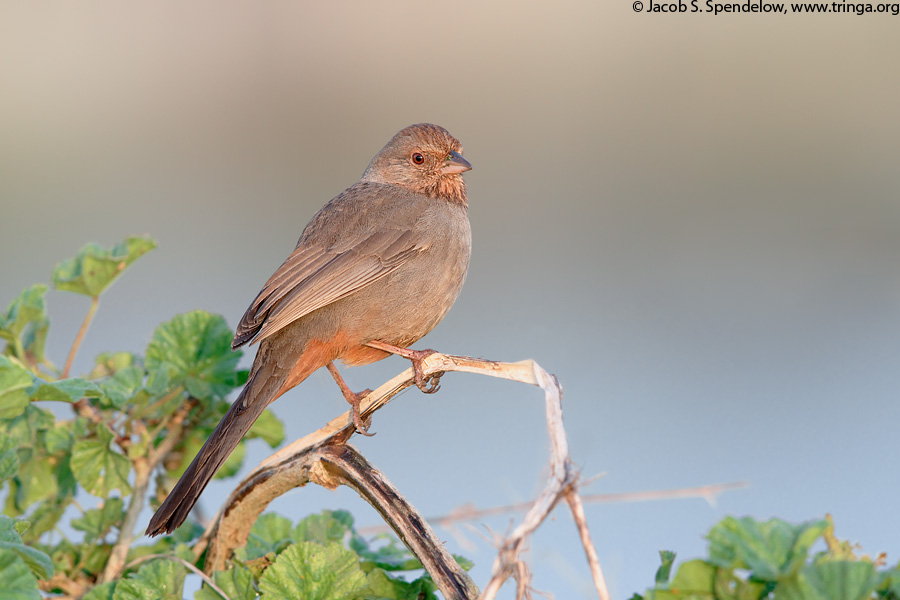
[326,362,375,436]
[364,341,444,393]
[347,388,375,436]
[405,348,443,393]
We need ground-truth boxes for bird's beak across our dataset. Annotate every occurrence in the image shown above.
[442,151,472,175]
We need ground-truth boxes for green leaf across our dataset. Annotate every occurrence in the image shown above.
[669,559,715,595]
[145,311,242,401]
[0,542,52,584]
[0,450,19,481]
[81,542,114,575]
[0,404,55,449]
[100,366,146,409]
[0,516,53,580]
[356,534,422,572]
[292,510,353,545]
[143,365,173,398]
[14,458,58,508]
[246,408,284,447]
[258,541,368,600]
[131,523,205,563]
[777,561,879,600]
[363,567,438,600]
[71,425,132,497]
[89,352,137,378]
[31,377,102,403]
[0,548,41,600]
[83,581,116,600]
[12,520,29,537]
[195,565,258,600]
[406,574,440,599]
[0,285,49,364]
[53,236,157,297]
[0,516,27,543]
[236,513,294,561]
[706,516,828,580]
[453,554,474,571]
[51,450,78,499]
[878,566,900,596]
[18,498,68,543]
[656,550,676,584]
[0,436,20,480]
[112,558,185,600]
[71,497,125,541]
[713,568,767,600]
[0,357,35,419]
[44,420,86,454]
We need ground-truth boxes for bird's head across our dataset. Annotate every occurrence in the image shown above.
[362,123,471,204]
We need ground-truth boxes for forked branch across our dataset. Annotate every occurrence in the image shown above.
[197,353,608,600]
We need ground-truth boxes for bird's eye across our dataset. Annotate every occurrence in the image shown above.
[410,152,425,165]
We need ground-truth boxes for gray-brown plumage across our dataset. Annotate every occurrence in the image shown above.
[146,123,472,536]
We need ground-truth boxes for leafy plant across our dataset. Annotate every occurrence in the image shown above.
[0,236,459,599]
[633,516,900,600]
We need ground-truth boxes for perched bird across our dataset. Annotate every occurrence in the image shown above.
[146,123,472,536]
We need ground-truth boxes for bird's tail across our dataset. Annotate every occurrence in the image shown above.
[145,362,287,536]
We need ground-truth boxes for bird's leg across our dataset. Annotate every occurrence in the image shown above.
[326,362,374,436]
[365,340,443,394]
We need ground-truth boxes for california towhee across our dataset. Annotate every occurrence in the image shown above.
[146,123,472,536]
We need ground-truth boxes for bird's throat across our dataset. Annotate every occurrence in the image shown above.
[434,175,468,205]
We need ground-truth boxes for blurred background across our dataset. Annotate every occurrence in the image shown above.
[2,2,899,597]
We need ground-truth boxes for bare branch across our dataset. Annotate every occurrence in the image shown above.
[248,354,547,476]
[356,481,749,536]
[200,443,477,600]
[581,481,748,507]
[197,353,607,599]
[565,491,609,600]
[478,364,578,599]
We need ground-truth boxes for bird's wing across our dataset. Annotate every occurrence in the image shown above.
[232,227,424,348]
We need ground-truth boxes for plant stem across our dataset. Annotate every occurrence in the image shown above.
[62,296,99,378]
[101,459,151,583]
[101,401,193,583]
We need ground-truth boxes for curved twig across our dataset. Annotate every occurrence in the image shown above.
[201,443,477,599]
[197,353,607,600]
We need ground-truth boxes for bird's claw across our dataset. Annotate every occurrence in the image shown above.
[352,410,375,436]
[362,342,445,395]
[418,370,443,393]
[349,388,375,436]
[406,349,443,394]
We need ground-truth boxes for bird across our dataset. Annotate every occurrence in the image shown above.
[146,123,472,536]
